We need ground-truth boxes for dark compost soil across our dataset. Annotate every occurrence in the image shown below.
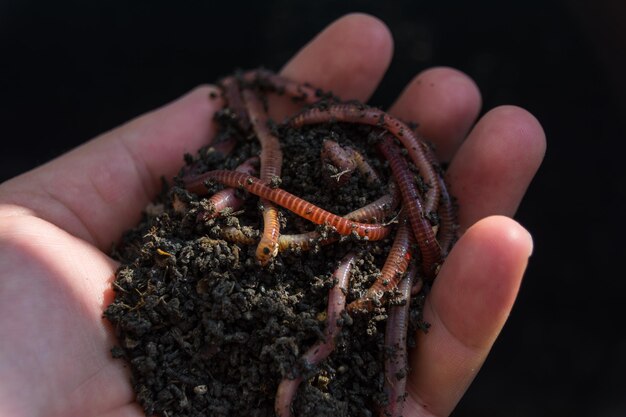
[104,71,440,417]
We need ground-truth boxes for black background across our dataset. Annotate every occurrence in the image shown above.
[2,1,625,416]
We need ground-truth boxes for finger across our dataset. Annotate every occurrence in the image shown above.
[0,85,222,249]
[0,216,134,416]
[446,105,546,231]
[388,67,482,162]
[281,13,393,100]
[271,13,393,118]
[404,216,533,416]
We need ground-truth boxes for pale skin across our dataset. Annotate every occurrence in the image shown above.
[0,13,545,417]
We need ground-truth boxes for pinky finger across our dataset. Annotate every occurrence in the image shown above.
[404,216,533,416]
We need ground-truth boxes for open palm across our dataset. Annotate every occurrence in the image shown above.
[0,14,545,417]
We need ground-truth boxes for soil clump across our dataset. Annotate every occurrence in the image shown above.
[105,71,436,417]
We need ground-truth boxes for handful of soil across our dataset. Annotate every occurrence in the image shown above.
[104,69,457,417]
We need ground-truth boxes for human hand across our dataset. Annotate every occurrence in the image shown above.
[0,13,545,417]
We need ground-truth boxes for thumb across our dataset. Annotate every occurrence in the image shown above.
[0,85,221,250]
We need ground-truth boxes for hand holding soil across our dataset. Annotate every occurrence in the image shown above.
[0,13,545,417]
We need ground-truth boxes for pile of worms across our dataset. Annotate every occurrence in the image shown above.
[180,69,458,417]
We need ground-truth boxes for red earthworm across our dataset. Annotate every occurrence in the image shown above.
[275,252,357,417]
[345,182,399,223]
[219,75,250,131]
[289,103,441,214]
[218,226,259,246]
[197,157,259,222]
[420,141,458,256]
[347,218,413,313]
[279,230,330,252]
[350,145,381,185]
[183,170,390,241]
[257,204,281,262]
[320,139,357,187]
[245,68,327,105]
[242,89,283,180]
[410,275,424,297]
[218,186,399,252]
[216,225,319,252]
[432,172,457,256]
[377,136,442,278]
[320,139,381,187]
[210,135,238,157]
[278,183,400,251]
[242,88,283,264]
[302,251,356,363]
[381,264,416,417]
[216,227,325,252]
[275,375,301,417]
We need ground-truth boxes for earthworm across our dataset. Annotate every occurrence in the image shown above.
[256,202,282,263]
[197,157,259,222]
[218,186,399,252]
[241,89,282,180]
[216,226,320,252]
[350,145,381,185]
[219,75,250,131]
[278,230,332,252]
[410,275,424,296]
[246,68,327,105]
[210,135,238,158]
[217,227,326,252]
[381,264,416,417]
[433,173,457,256]
[344,182,399,223]
[320,139,357,187]
[278,186,399,252]
[183,170,390,241]
[347,218,413,313]
[275,252,357,417]
[289,103,440,214]
[242,88,283,264]
[377,135,442,278]
[320,139,381,187]
[218,226,259,245]
[420,141,458,256]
